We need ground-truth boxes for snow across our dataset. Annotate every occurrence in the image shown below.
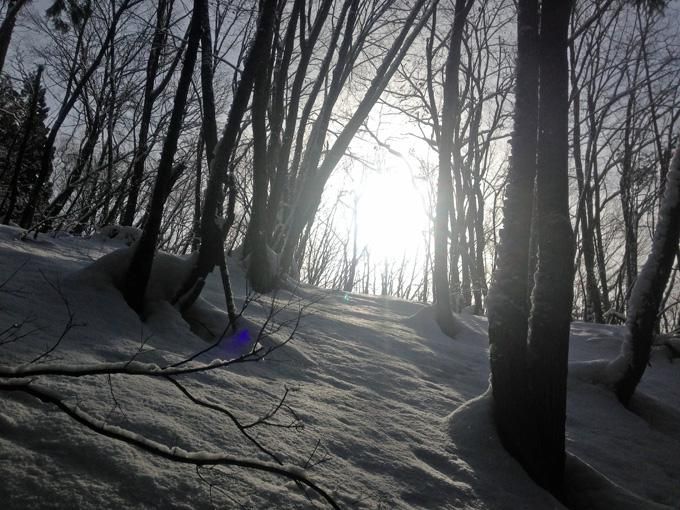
[93,225,143,246]
[1,225,679,509]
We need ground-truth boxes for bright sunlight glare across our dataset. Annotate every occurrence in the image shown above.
[355,161,430,262]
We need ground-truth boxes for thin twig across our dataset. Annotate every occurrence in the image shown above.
[30,270,83,364]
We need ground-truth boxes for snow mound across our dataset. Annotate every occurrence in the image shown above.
[73,246,198,306]
[1,229,679,509]
[93,224,143,245]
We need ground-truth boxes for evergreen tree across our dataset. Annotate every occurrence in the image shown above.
[0,70,50,224]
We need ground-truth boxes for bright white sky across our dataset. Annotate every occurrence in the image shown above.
[336,108,435,265]
[353,154,431,262]
[324,119,434,268]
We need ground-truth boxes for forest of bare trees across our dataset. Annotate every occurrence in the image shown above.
[1,0,680,502]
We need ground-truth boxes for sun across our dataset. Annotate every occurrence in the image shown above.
[355,163,430,262]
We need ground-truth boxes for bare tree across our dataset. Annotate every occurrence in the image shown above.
[120,0,177,227]
[122,0,203,313]
[432,0,474,337]
[20,0,141,228]
[612,141,680,405]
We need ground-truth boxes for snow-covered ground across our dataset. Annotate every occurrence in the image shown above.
[0,225,678,509]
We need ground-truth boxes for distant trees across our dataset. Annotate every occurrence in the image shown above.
[242,0,435,292]
[568,2,680,323]
[380,0,513,323]
[84,0,436,311]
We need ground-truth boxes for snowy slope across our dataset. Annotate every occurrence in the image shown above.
[0,226,679,509]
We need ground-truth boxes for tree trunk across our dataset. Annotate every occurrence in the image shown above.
[525,0,574,495]
[614,142,680,405]
[191,129,204,252]
[122,0,202,314]
[0,0,30,75]
[244,0,278,293]
[620,93,638,300]
[120,0,173,226]
[433,0,473,336]
[489,0,573,497]
[172,0,276,308]
[487,0,539,476]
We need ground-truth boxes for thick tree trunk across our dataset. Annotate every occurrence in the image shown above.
[246,0,277,293]
[490,0,573,497]
[488,0,539,475]
[525,0,574,495]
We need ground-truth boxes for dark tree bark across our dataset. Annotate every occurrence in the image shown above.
[525,0,574,495]
[120,0,174,226]
[172,0,276,307]
[488,0,574,498]
[245,0,278,293]
[487,0,539,475]
[191,129,204,252]
[121,0,203,314]
[0,0,30,75]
